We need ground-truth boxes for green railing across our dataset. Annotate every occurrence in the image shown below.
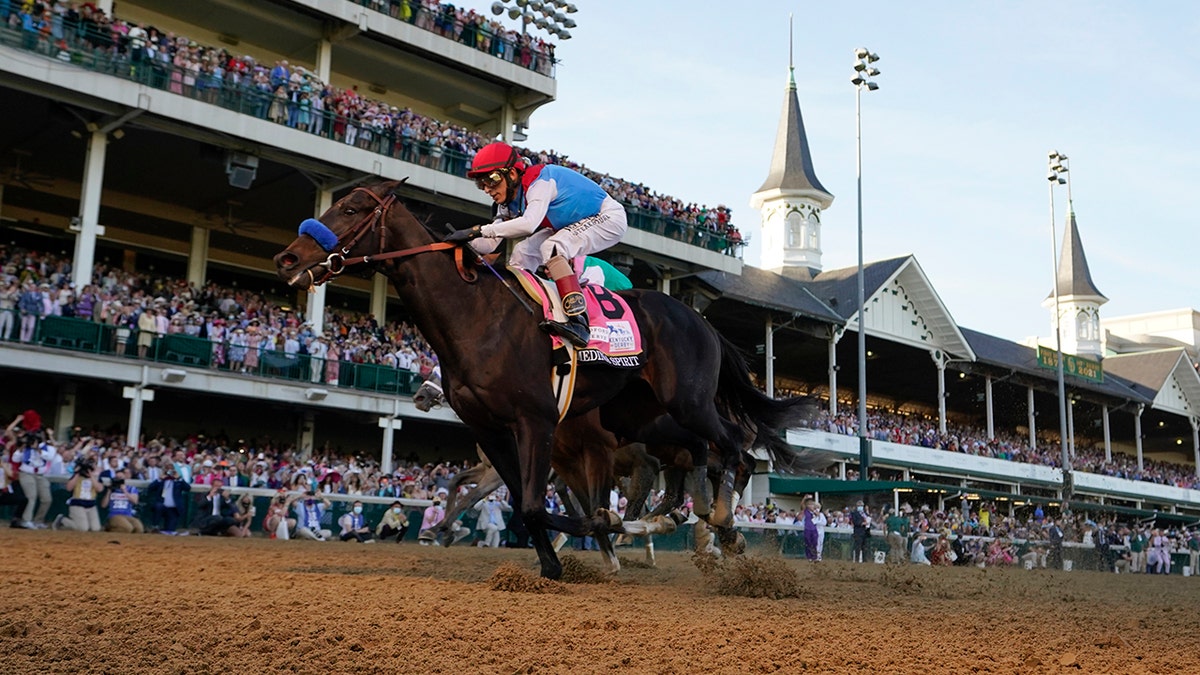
[3,310,421,396]
[0,22,743,258]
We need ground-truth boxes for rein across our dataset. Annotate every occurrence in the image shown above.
[306,187,476,285]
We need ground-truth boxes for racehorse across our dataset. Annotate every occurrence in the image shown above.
[274,182,813,579]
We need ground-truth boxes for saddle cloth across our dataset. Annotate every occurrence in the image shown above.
[509,267,644,369]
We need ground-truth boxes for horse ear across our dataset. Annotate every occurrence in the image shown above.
[388,177,410,201]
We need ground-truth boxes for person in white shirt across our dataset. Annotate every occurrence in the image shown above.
[16,428,57,529]
[307,334,328,383]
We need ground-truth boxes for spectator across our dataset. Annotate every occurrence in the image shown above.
[1045,518,1065,570]
[293,490,332,541]
[418,495,444,545]
[850,500,871,563]
[473,492,510,548]
[231,493,255,538]
[264,490,297,540]
[147,465,189,535]
[195,479,239,536]
[101,469,144,533]
[337,500,375,543]
[375,500,410,542]
[54,453,106,532]
[14,411,56,529]
[885,507,909,564]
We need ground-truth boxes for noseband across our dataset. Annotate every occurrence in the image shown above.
[301,187,473,286]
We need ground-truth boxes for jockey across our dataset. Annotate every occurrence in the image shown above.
[446,141,629,348]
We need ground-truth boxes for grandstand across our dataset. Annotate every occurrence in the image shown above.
[2,0,1199,531]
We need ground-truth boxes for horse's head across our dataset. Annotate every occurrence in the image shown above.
[274,181,425,289]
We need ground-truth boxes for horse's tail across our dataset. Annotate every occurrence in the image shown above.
[714,333,832,474]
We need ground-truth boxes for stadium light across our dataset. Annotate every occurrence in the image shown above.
[852,47,881,482]
[493,0,577,39]
[1047,151,1071,479]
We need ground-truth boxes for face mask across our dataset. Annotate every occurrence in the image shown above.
[392,507,401,515]
[857,506,864,512]
[353,506,363,514]
[305,499,315,506]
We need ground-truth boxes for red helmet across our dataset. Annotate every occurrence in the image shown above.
[468,142,521,178]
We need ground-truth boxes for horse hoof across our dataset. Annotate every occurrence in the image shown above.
[598,509,622,529]
[652,515,677,536]
[667,510,687,525]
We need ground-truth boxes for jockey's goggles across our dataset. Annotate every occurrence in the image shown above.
[474,170,506,190]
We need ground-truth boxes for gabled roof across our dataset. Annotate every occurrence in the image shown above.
[696,266,844,323]
[959,327,1153,404]
[1050,208,1107,301]
[752,68,832,206]
[1105,349,1200,417]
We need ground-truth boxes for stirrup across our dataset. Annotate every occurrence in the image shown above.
[540,318,589,348]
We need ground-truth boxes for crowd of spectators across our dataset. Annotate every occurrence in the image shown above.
[807,409,1200,491]
[0,244,441,382]
[3,0,746,255]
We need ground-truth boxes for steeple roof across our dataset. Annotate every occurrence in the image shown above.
[1050,206,1107,302]
[753,67,833,206]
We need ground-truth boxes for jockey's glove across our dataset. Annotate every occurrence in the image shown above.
[445,225,483,244]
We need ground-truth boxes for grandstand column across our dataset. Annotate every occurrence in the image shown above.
[827,333,840,415]
[1134,404,1145,470]
[316,36,333,82]
[1027,387,1037,450]
[1067,398,1076,461]
[297,411,315,459]
[1102,405,1112,462]
[70,130,108,291]
[932,352,947,434]
[379,416,403,474]
[764,318,775,398]
[658,272,671,296]
[304,190,333,333]
[1191,417,1199,478]
[984,375,995,440]
[187,226,209,288]
[55,383,77,444]
[499,103,517,143]
[123,370,154,452]
[370,274,388,323]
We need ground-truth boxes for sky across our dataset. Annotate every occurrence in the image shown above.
[499,0,1200,344]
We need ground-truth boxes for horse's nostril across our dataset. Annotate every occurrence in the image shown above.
[278,253,298,268]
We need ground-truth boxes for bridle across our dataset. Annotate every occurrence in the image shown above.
[303,187,475,287]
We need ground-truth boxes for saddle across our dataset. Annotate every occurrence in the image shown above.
[509,267,644,369]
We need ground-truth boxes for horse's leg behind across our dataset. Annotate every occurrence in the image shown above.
[614,443,661,566]
[423,463,503,546]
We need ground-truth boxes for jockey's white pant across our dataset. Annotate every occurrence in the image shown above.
[499,196,628,272]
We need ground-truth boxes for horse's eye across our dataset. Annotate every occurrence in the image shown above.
[344,207,357,216]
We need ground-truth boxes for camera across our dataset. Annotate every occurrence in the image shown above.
[112,478,125,490]
[75,457,96,476]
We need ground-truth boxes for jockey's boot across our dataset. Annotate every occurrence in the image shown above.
[541,255,590,348]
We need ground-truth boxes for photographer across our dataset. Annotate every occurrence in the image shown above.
[14,411,57,529]
[54,454,106,532]
[337,499,375,543]
[101,469,144,533]
[263,490,297,540]
[293,490,332,541]
[195,479,240,536]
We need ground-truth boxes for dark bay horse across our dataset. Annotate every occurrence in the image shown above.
[274,182,812,578]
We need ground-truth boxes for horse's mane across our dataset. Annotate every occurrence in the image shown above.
[371,178,459,242]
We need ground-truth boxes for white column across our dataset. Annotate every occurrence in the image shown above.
[1067,398,1076,462]
[297,411,315,459]
[1027,387,1037,451]
[370,274,388,324]
[499,102,516,143]
[315,38,333,82]
[71,130,108,291]
[984,375,995,440]
[932,352,947,434]
[764,317,774,399]
[658,272,672,296]
[828,334,839,416]
[1102,404,1112,462]
[187,226,209,287]
[379,416,403,474]
[123,384,155,451]
[1134,404,1144,471]
[55,383,77,444]
[1192,417,1199,479]
[305,189,333,333]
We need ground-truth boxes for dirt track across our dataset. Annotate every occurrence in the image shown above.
[0,529,1196,674]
